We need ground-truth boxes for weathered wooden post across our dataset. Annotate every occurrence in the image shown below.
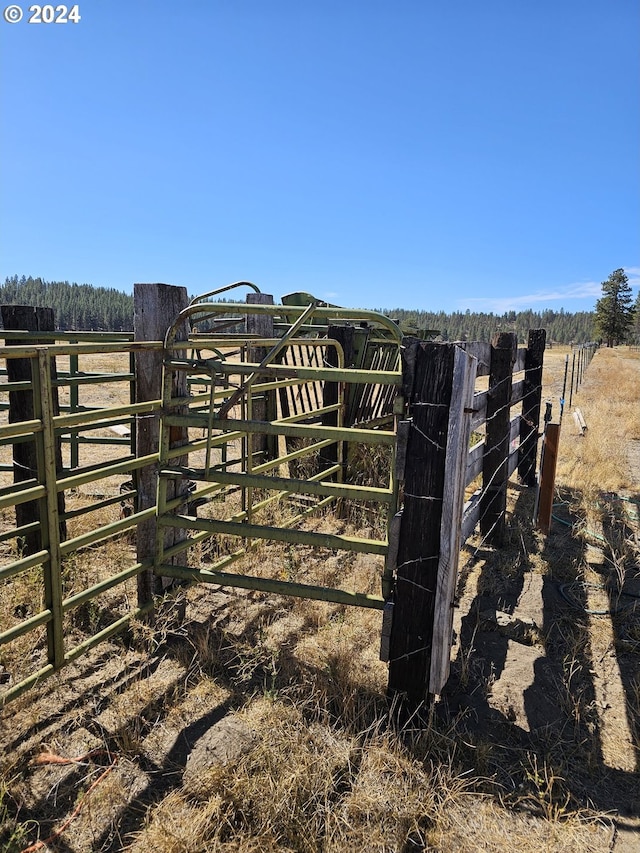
[480,332,517,547]
[321,324,356,478]
[387,341,476,707]
[246,293,276,460]
[1,305,66,554]
[517,329,546,486]
[134,283,189,606]
[536,422,560,534]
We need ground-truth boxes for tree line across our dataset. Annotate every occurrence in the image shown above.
[2,274,637,345]
[0,276,133,331]
[377,306,597,344]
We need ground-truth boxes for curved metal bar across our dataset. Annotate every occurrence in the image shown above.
[188,280,261,306]
[165,302,402,350]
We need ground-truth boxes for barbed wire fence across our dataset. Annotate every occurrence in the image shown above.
[386,330,550,706]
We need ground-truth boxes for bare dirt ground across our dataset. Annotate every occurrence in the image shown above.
[0,345,639,852]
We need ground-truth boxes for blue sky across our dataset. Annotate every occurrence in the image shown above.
[1,1,638,313]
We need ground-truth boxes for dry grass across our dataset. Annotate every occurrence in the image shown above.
[2,343,639,852]
[556,347,640,496]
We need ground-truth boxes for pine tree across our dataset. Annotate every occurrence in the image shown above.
[594,269,636,347]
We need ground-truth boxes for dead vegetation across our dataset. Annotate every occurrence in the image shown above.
[1,346,639,852]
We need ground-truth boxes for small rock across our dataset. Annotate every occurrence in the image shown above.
[183,716,256,793]
[479,609,541,645]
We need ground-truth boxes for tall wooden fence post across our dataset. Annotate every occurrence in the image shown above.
[321,325,355,478]
[480,332,517,547]
[246,293,275,460]
[134,283,189,607]
[1,305,66,554]
[388,342,476,707]
[518,329,546,487]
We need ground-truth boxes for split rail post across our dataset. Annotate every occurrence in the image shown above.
[517,329,546,486]
[1,305,66,554]
[321,324,355,479]
[246,293,276,460]
[387,342,476,707]
[480,331,517,547]
[134,283,189,607]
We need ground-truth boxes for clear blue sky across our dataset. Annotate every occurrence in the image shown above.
[1,0,638,313]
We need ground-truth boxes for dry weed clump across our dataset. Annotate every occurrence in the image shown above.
[128,699,472,853]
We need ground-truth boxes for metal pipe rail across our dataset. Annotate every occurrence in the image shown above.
[157,302,404,611]
[0,342,157,707]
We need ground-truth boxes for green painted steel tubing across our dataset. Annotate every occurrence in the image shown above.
[158,493,341,593]
[54,399,159,430]
[54,416,134,437]
[174,377,339,406]
[56,451,158,492]
[252,438,335,473]
[59,507,156,556]
[53,372,134,388]
[0,483,46,510]
[0,330,133,343]
[0,419,42,440]
[55,452,135,482]
[0,609,52,647]
[164,414,396,446]
[62,601,155,665]
[0,380,32,392]
[162,466,393,503]
[165,303,402,345]
[62,561,150,613]
[165,429,244,459]
[0,341,159,360]
[275,403,341,424]
[159,514,388,556]
[0,549,49,582]
[169,358,401,387]
[159,492,338,564]
[61,491,133,521]
[189,281,260,305]
[65,436,130,446]
[0,520,40,544]
[158,563,385,610]
[160,466,341,533]
[0,434,40,449]
[0,664,55,708]
[220,301,321,419]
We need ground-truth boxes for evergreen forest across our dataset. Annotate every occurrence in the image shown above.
[0,276,598,343]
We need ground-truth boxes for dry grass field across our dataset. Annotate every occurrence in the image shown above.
[0,344,639,852]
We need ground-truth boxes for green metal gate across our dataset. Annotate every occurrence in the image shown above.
[154,298,405,610]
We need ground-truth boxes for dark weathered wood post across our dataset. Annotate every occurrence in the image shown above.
[480,332,517,547]
[1,305,66,554]
[387,342,475,706]
[134,283,189,606]
[536,423,560,534]
[321,325,356,477]
[246,293,276,460]
[517,329,546,487]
